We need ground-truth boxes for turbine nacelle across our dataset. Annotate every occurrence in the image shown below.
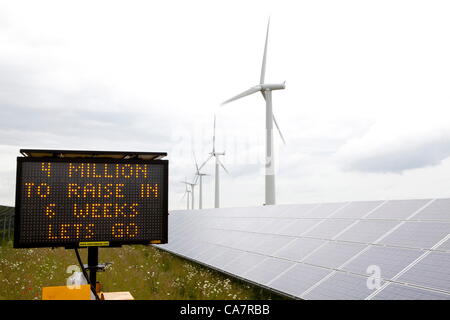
[261,82,286,91]
[221,82,286,106]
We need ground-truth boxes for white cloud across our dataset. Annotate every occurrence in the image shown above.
[336,113,450,173]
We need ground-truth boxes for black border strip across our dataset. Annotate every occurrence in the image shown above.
[20,149,167,160]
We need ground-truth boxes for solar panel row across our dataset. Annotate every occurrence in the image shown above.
[157,199,450,300]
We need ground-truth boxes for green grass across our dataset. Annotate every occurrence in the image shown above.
[0,241,287,300]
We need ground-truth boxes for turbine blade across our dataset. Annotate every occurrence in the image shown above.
[221,86,261,105]
[199,154,213,171]
[273,113,286,145]
[213,114,216,153]
[217,158,229,174]
[260,18,270,84]
[193,151,199,172]
[261,91,285,144]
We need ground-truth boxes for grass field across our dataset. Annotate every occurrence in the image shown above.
[0,241,286,300]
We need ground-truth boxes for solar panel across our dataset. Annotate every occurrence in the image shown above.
[365,199,431,220]
[251,234,295,256]
[303,219,355,239]
[268,263,332,297]
[156,198,450,300]
[437,238,450,251]
[372,283,450,300]
[342,246,423,279]
[176,242,203,257]
[331,200,384,219]
[222,252,266,276]
[237,233,271,252]
[223,217,257,232]
[304,242,366,269]
[397,252,450,292]
[279,203,320,218]
[256,218,295,234]
[336,220,401,244]
[239,219,262,231]
[208,247,241,269]
[194,244,222,261]
[278,219,322,236]
[412,198,450,221]
[188,242,213,259]
[303,272,384,300]
[306,202,349,218]
[274,238,326,262]
[378,221,450,249]
[242,257,295,284]
[220,230,253,248]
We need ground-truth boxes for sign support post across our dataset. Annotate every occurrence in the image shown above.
[88,246,99,290]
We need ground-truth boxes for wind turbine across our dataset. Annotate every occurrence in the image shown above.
[181,179,196,209]
[221,18,285,206]
[193,152,209,209]
[199,115,229,208]
[180,179,192,210]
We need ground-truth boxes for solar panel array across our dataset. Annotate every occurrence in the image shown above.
[157,199,450,300]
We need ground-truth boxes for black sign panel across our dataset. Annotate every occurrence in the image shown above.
[14,157,168,248]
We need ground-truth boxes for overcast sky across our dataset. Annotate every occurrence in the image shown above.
[1,0,450,209]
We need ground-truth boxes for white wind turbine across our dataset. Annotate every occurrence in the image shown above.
[221,18,285,206]
[180,179,192,210]
[199,115,229,208]
[193,152,209,209]
[181,178,196,210]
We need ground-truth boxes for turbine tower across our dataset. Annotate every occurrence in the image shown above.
[221,18,285,205]
[199,115,229,208]
[193,152,209,209]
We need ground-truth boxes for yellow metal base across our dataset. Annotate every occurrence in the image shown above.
[42,284,92,300]
[42,285,134,300]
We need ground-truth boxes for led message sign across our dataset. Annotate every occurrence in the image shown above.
[14,158,168,248]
